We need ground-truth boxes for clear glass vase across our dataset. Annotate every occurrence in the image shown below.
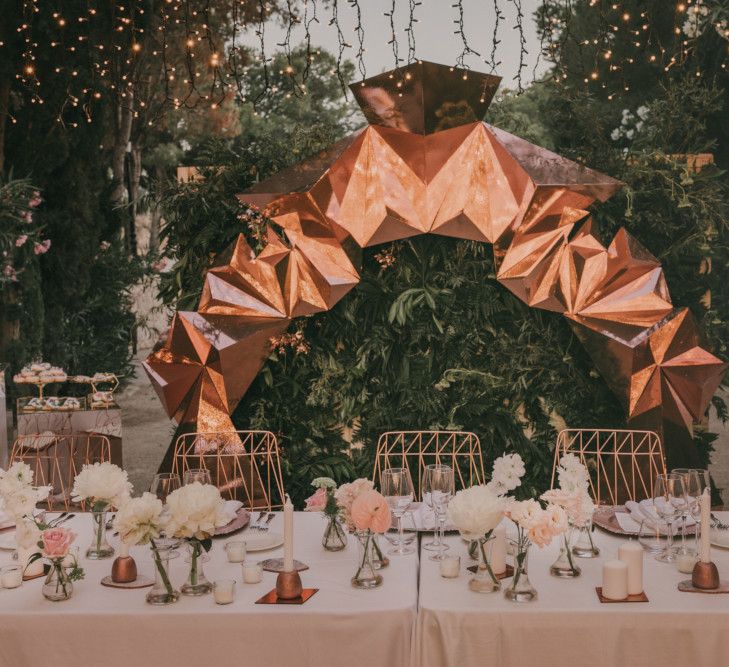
[572,520,600,558]
[351,530,383,589]
[550,528,581,578]
[504,538,538,602]
[181,539,212,595]
[42,559,73,601]
[371,533,389,569]
[146,540,180,605]
[86,508,114,560]
[468,536,501,593]
[322,515,347,552]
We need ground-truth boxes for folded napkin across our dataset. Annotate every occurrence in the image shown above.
[617,498,695,535]
[412,502,437,530]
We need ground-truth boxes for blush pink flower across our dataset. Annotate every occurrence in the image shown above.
[42,528,76,558]
[15,235,28,247]
[350,490,392,533]
[304,487,327,512]
[29,192,42,208]
[23,211,33,223]
[33,239,51,255]
[527,522,554,548]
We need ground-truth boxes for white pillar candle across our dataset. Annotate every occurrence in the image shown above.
[602,559,628,600]
[488,526,507,575]
[618,541,643,595]
[283,495,294,572]
[699,488,711,563]
[1,567,22,589]
[242,561,263,584]
[225,541,247,563]
[439,555,460,578]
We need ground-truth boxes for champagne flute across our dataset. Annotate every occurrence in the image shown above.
[183,468,212,485]
[652,473,684,563]
[424,464,455,562]
[381,468,415,556]
[683,468,710,555]
[150,473,181,502]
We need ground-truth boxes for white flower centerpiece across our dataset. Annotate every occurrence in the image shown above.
[72,462,132,559]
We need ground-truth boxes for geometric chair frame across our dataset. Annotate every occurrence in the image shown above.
[10,432,112,511]
[550,428,667,506]
[171,430,285,511]
[373,430,485,501]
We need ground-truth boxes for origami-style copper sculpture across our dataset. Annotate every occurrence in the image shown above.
[145,60,726,457]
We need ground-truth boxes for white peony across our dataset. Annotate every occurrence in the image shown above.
[486,453,526,496]
[113,493,165,546]
[163,482,235,541]
[447,485,506,539]
[0,462,34,487]
[71,462,132,509]
[15,516,41,551]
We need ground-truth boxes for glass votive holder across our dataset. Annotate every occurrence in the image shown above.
[213,579,236,605]
[242,561,263,584]
[439,555,460,579]
[225,540,247,563]
[1,564,23,589]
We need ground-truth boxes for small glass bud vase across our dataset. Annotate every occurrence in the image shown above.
[86,507,114,560]
[322,515,347,552]
[371,533,389,569]
[147,540,180,605]
[572,520,600,558]
[42,559,73,602]
[181,539,212,596]
[504,539,538,602]
[549,528,581,578]
[468,536,501,593]
[351,530,383,589]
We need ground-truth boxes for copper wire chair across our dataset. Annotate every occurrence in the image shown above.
[171,430,285,510]
[373,430,485,500]
[550,428,667,505]
[10,432,112,511]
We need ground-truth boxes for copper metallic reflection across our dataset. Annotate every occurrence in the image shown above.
[146,60,726,446]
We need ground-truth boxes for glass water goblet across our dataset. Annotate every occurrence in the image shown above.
[424,464,455,562]
[652,473,685,563]
[381,467,415,556]
[183,468,212,485]
[150,473,181,502]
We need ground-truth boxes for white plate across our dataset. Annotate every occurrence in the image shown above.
[0,533,16,551]
[241,531,284,552]
[711,530,729,549]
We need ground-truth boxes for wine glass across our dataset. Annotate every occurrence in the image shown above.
[423,464,455,562]
[381,467,415,556]
[652,473,685,562]
[183,468,212,485]
[150,473,181,502]
[681,468,710,555]
[671,468,694,555]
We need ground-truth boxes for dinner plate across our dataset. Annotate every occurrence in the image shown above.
[242,531,284,552]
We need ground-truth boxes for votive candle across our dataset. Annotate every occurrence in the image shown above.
[602,559,628,600]
[439,555,460,578]
[242,561,263,584]
[0,565,22,589]
[225,541,247,563]
[213,579,236,605]
[677,551,697,574]
[618,541,643,595]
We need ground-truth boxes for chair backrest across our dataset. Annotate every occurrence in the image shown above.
[373,430,485,500]
[10,432,112,511]
[171,430,285,511]
[550,429,667,505]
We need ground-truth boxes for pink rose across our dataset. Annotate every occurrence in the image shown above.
[350,490,392,533]
[33,239,51,255]
[29,192,42,208]
[42,528,76,558]
[304,487,327,512]
[15,235,28,247]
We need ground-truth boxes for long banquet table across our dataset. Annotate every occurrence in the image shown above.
[416,516,729,667]
[0,512,418,667]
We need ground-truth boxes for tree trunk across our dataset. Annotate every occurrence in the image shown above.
[110,90,134,241]
[149,162,166,255]
[0,75,10,175]
[126,142,142,255]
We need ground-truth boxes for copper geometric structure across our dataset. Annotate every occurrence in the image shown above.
[550,429,667,506]
[10,432,112,511]
[372,430,485,501]
[171,430,285,510]
[145,60,727,460]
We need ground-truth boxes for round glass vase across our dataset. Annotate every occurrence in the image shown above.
[147,540,180,605]
[351,530,383,589]
[371,533,390,569]
[181,539,212,596]
[322,515,347,552]
[86,507,114,560]
[504,539,538,602]
[468,536,501,593]
[42,558,73,602]
[572,519,600,558]
[550,528,581,578]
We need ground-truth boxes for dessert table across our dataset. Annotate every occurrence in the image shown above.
[415,515,729,667]
[0,512,418,667]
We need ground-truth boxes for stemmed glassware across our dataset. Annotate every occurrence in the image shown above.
[676,468,710,556]
[423,464,455,562]
[381,468,415,556]
[652,473,685,563]
[150,473,181,502]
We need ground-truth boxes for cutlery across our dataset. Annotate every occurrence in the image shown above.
[247,510,268,531]
[711,513,728,530]
[259,513,275,531]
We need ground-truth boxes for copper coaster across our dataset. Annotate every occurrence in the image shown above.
[100,575,154,589]
[466,564,514,580]
[255,588,318,605]
[261,558,309,573]
[595,587,649,603]
[677,579,729,594]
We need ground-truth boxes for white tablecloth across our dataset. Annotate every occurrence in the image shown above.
[0,512,417,667]
[416,516,729,667]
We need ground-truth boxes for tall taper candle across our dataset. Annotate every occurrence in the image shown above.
[283,494,294,572]
[699,488,711,563]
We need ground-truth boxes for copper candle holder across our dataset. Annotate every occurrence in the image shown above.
[692,561,720,590]
[275,570,303,600]
[111,555,138,584]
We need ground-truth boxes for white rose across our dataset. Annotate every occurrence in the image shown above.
[71,462,133,509]
[114,493,165,546]
[447,485,506,539]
